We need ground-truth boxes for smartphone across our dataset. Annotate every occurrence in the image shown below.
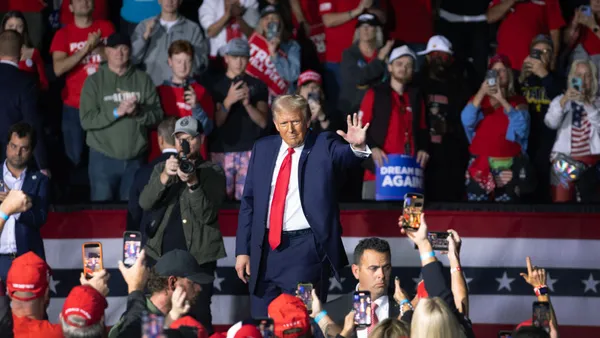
[252,318,274,338]
[571,77,583,92]
[142,312,164,338]
[353,291,372,327]
[82,242,103,279]
[530,49,542,60]
[497,330,512,338]
[486,69,498,87]
[307,91,320,103]
[401,193,424,231]
[532,301,551,331]
[266,22,280,41]
[297,283,313,314]
[582,5,592,17]
[428,232,449,251]
[123,231,142,268]
[232,75,244,86]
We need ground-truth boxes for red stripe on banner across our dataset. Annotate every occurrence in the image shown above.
[41,209,600,239]
[211,324,600,337]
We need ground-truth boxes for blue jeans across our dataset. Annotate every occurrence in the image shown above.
[89,148,143,201]
[323,62,341,114]
[62,105,85,166]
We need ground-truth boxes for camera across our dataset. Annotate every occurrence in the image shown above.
[179,139,195,174]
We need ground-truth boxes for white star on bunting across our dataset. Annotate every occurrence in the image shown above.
[213,272,225,292]
[546,272,558,292]
[496,271,515,291]
[582,273,599,294]
[49,276,60,295]
[329,277,346,291]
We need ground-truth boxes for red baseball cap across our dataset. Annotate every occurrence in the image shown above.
[488,54,512,70]
[268,294,311,338]
[6,252,51,301]
[61,285,108,327]
[170,316,209,338]
[234,324,263,338]
[297,70,322,87]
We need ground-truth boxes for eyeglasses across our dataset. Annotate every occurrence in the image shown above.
[531,48,551,55]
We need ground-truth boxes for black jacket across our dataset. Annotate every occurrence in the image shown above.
[127,150,178,233]
[0,63,47,169]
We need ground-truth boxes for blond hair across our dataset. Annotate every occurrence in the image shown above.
[410,298,466,338]
[272,94,308,120]
[352,25,384,49]
[568,59,599,103]
[369,318,410,338]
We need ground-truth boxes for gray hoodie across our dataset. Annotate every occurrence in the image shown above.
[131,15,209,85]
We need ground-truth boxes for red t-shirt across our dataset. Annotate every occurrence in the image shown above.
[60,0,109,25]
[150,82,215,161]
[8,0,45,12]
[318,0,360,63]
[49,20,115,108]
[469,95,527,158]
[359,88,426,181]
[13,315,63,338]
[580,27,600,56]
[492,0,565,70]
[19,48,49,91]
[292,0,326,62]
[381,0,433,43]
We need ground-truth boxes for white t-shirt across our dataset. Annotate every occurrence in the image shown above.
[160,18,178,32]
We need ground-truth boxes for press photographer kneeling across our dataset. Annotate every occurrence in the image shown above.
[139,116,227,334]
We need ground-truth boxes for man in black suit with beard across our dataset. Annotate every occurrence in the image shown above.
[127,117,178,232]
[322,238,401,338]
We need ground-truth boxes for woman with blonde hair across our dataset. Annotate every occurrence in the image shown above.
[369,318,410,338]
[544,59,600,202]
[410,298,466,338]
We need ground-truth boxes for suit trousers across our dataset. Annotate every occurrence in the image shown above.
[0,256,14,284]
[251,229,331,318]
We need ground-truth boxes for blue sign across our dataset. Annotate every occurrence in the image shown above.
[375,154,424,201]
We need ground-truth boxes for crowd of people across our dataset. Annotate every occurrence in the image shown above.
[0,0,597,204]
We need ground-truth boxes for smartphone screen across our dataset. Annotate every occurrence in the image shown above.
[497,331,512,338]
[82,242,103,279]
[571,77,583,91]
[353,291,372,327]
[428,232,449,251]
[252,318,274,338]
[486,69,498,86]
[123,231,142,268]
[532,301,550,331]
[582,5,592,17]
[402,193,424,231]
[142,312,165,338]
[297,283,313,314]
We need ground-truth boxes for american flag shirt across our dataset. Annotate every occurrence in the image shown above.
[570,102,591,157]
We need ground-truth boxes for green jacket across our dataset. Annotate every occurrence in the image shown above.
[79,63,163,160]
[139,159,227,265]
[108,291,161,338]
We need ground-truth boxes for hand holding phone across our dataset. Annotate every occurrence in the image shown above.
[82,242,103,280]
[532,301,551,331]
[123,231,142,268]
[571,77,583,92]
[353,291,372,327]
[486,69,498,88]
[427,232,449,251]
[297,283,313,314]
[401,193,424,231]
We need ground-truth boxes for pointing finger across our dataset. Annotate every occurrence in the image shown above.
[526,256,533,276]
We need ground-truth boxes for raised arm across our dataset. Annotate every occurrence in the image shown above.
[486,0,516,24]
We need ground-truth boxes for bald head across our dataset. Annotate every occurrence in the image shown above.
[0,30,23,60]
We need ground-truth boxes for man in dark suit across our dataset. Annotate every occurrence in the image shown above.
[235,94,372,317]
[0,122,49,281]
[127,117,178,233]
[322,238,400,338]
[0,30,48,175]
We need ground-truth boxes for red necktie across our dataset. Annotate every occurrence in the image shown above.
[269,148,295,250]
[367,303,379,335]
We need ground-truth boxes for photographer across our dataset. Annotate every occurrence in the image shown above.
[139,116,226,334]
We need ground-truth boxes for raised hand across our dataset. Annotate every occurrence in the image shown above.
[520,256,546,287]
[336,113,370,151]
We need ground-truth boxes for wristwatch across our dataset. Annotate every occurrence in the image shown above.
[534,285,549,297]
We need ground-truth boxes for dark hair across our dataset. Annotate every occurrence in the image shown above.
[513,326,550,338]
[353,238,391,264]
[147,268,170,294]
[157,117,177,146]
[168,40,194,59]
[0,29,23,58]
[1,11,32,47]
[7,122,36,150]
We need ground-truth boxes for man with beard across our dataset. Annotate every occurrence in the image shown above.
[0,122,49,281]
[416,36,470,202]
[357,45,429,200]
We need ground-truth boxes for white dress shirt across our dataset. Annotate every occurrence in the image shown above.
[0,60,19,68]
[266,140,371,231]
[0,161,26,254]
[355,284,389,338]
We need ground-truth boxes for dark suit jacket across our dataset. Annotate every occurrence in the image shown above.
[236,131,366,294]
[323,291,400,330]
[1,165,49,259]
[0,63,47,170]
[127,150,178,233]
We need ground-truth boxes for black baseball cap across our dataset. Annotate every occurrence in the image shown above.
[106,32,131,48]
[155,250,214,284]
[260,5,279,18]
[356,13,381,28]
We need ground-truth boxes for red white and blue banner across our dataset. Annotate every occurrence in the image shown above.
[40,209,600,337]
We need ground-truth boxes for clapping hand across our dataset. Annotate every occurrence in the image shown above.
[0,189,32,215]
[336,113,370,151]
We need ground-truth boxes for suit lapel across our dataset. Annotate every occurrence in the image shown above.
[297,131,316,195]
[21,170,36,194]
[265,137,282,198]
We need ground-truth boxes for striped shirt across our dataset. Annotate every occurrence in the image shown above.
[570,103,591,157]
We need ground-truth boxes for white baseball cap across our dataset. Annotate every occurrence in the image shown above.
[418,35,453,56]
[388,45,417,64]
